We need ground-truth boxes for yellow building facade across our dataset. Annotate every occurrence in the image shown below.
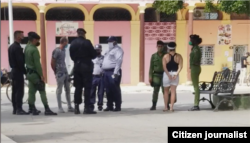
[1,2,250,85]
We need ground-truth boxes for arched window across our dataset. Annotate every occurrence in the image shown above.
[93,8,131,21]
[46,7,85,21]
[193,7,221,20]
[144,8,176,22]
[231,13,250,20]
[1,7,36,20]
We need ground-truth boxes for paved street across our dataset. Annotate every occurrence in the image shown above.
[1,86,250,143]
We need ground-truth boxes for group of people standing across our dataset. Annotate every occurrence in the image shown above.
[148,35,203,111]
[8,28,124,115]
[7,28,250,115]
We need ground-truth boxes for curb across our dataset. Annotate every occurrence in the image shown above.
[1,134,16,143]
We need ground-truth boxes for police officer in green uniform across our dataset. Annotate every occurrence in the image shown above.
[149,41,168,110]
[188,35,202,111]
[24,32,57,115]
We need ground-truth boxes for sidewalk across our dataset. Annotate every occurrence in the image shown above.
[1,84,248,93]
[38,84,250,93]
[1,134,16,143]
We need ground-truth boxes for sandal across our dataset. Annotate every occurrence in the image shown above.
[163,109,168,112]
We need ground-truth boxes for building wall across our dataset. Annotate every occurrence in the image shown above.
[144,22,176,84]
[46,21,84,85]
[193,20,250,82]
[1,21,37,69]
[94,21,131,84]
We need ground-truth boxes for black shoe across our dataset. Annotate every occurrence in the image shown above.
[74,104,80,114]
[188,106,200,111]
[150,101,157,110]
[32,110,40,115]
[83,109,97,114]
[28,105,41,114]
[12,109,16,115]
[98,106,103,111]
[16,109,29,115]
[113,108,121,112]
[103,107,114,111]
[44,108,57,115]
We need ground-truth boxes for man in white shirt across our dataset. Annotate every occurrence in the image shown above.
[102,36,124,112]
[90,44,105,111]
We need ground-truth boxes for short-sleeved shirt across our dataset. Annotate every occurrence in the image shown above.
[52,47,68,74]
[241,56,247,68]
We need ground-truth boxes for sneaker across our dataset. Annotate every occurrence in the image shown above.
[68,107,75,112]
[58,108,65,113]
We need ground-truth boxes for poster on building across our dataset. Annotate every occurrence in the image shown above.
[56,22,78,36]
[218,24,232,45]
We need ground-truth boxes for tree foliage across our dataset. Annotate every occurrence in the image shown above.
[152,0,250,16]
[203,0,250,15]
[152,0,184,15]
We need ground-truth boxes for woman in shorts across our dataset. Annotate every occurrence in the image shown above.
[162,42,183,112]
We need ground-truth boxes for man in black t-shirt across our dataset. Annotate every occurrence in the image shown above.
[240,52,250,85]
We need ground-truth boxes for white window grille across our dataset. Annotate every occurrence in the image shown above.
[193,9,218,20]
[200,45,214,65]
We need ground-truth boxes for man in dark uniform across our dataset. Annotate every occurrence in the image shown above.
[8,30,29,115]
[69,28,97,114]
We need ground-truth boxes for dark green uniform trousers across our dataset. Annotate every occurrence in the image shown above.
[191,66,201,106]
[151,74,164,103]
[152,85,164,103]
[27,73,48,107]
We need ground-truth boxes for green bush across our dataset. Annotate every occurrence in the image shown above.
[152,0,184,15]
[217,0,250,15]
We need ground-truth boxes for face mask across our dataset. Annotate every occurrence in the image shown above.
[64,44,68,49]
[158,47,163,52]
[189,41,193,46]
[108,42,114,49]
[36,42,40,46]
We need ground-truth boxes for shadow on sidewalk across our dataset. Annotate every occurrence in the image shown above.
[1,103,213,124]
[7,131,85,143]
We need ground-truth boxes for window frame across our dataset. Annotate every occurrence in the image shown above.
[199,45,215,66]
[193,8,219,20]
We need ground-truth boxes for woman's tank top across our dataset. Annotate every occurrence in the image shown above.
[166,53,179,72]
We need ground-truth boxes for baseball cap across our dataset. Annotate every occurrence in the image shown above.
[107,36,117,42]
[28,32,40,40]
[167,42,176,50]
[77,28,86,34]
[94,44,102,50]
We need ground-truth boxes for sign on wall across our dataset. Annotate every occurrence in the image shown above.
[56,22,78,36]
[144,22,176,42]
[217,24,232,45]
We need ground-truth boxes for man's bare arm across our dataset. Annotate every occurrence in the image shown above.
[51,58,56,73]
[244,59,247,66]
[176,54,183,75]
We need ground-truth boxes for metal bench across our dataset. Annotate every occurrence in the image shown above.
[196,69,240,111]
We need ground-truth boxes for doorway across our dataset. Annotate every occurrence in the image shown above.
[232,45,248,72]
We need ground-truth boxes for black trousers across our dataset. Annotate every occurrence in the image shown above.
[11,69,24,110]
[73,63,93,109]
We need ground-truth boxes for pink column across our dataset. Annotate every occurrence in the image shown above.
[187,6,195,82]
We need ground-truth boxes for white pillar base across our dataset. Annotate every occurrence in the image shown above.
[137,82,147,86]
